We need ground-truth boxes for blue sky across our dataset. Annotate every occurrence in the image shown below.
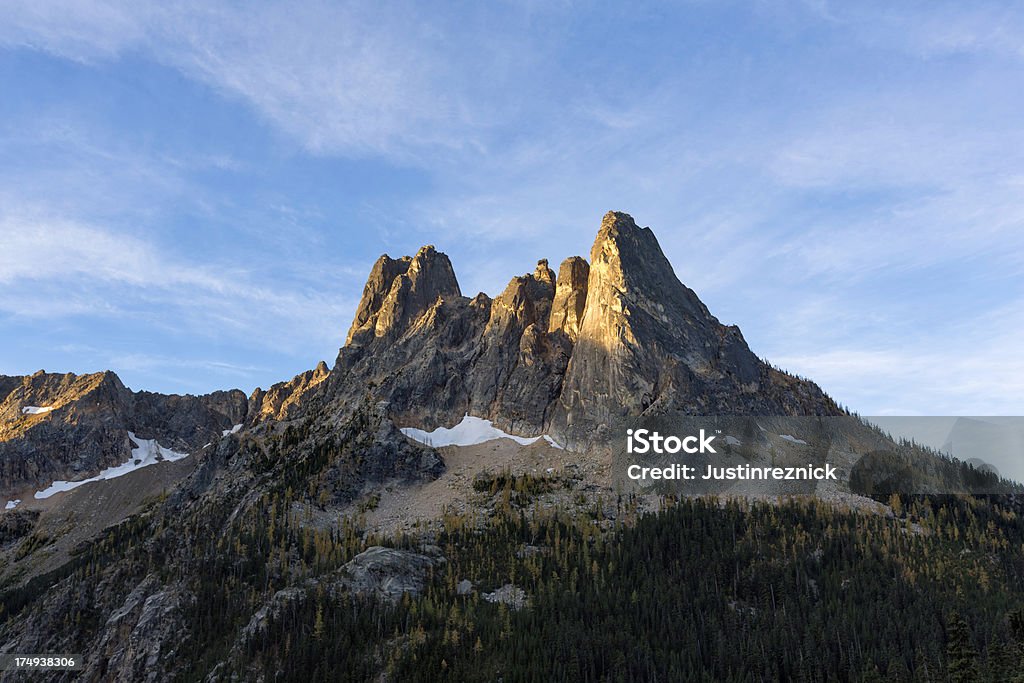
[1,1,1023,415]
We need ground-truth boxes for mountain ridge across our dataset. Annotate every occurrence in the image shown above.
[327,211,841,448]
[0,211,1019,682]
[0,210,845,496]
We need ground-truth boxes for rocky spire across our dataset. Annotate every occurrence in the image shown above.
[346,246,461,346]
[486,260,556,335]
[346,255,411,346]
[534,259,555,289]
[554,211,764,437]
[548,256,589,342]
[469,259,566,433]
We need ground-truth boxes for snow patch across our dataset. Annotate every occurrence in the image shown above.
[222,423,243,436]
[542,435,565,450]
[21,406,54,415]
[779,434,808,445]
[34,432,190,500]
[401,415,564,450]
[725,436,742,446]
[4,499,21,510]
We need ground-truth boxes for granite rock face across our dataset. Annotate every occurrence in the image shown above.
[549,256,590,342]
[549,212,837,444]
[337,545,443,602]
[89,576,189,683]
[0,210,842,496]
[0,370,248,492]
[326,211,840,447]
[246,360,330,424]
[346,246,462,347]
[468,259,569,433]
[333,252,573,435]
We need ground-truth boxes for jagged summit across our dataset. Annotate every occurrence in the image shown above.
[553,211,766,435]
[330,211,840,446]
[346,245,461,346]
[589,211,712,323]
[0,210,840,496]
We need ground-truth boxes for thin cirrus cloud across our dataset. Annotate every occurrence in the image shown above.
[0,211,220,289]
[0,208,353,349]
[0,1,492,158]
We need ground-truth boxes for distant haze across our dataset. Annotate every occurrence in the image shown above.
[868,416,1024,484]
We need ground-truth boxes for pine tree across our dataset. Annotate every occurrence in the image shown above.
[945,611,979,683]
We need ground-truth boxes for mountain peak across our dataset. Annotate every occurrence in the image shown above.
[346,246,461,346]
[333,211,840,447]
[599,209,641,231]
[590,210,668,285]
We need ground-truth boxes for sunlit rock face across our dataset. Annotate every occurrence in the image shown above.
[549,256,589,342]
[553,212,755,440]
[326,211,841,448]
[246,361,331,424]
[346,246,462,347]
[0,211,845,498]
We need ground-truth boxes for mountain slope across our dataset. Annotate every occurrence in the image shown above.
[0,210,1019,681]
[0,370,246,494]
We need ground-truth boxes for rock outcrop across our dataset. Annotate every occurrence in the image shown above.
[482,583,529,610]
[89,576,189,683]
[336,545,444,602]
[0,210,841,494]
[550,212,837,443]
[247,360,330,424]
[326,211,840,447]
[468,259,569,433]
[549,256,590,342]
[346,246,461,346]
[0,370,248,493]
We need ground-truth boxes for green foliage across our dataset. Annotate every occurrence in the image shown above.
[4,417,1024,683]
[946,611,980,683]
[13,530,51,560]
[214,495,1024,682]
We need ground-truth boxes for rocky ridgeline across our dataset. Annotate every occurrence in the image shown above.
[330,211,841,448]
[0,212,1004,682]
[0,210,839,494]
[0,371,245,492]
[0,360,333,493]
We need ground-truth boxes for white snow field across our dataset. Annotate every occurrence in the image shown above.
[779,434,809,445]
[34,432,190,500]
[21,406,54,415]
[222,423,243,436]
[401,415,564,450]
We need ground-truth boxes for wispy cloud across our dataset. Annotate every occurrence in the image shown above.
[0,1,504,158]
[0,206,354,351]
[773,297,1024,415]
